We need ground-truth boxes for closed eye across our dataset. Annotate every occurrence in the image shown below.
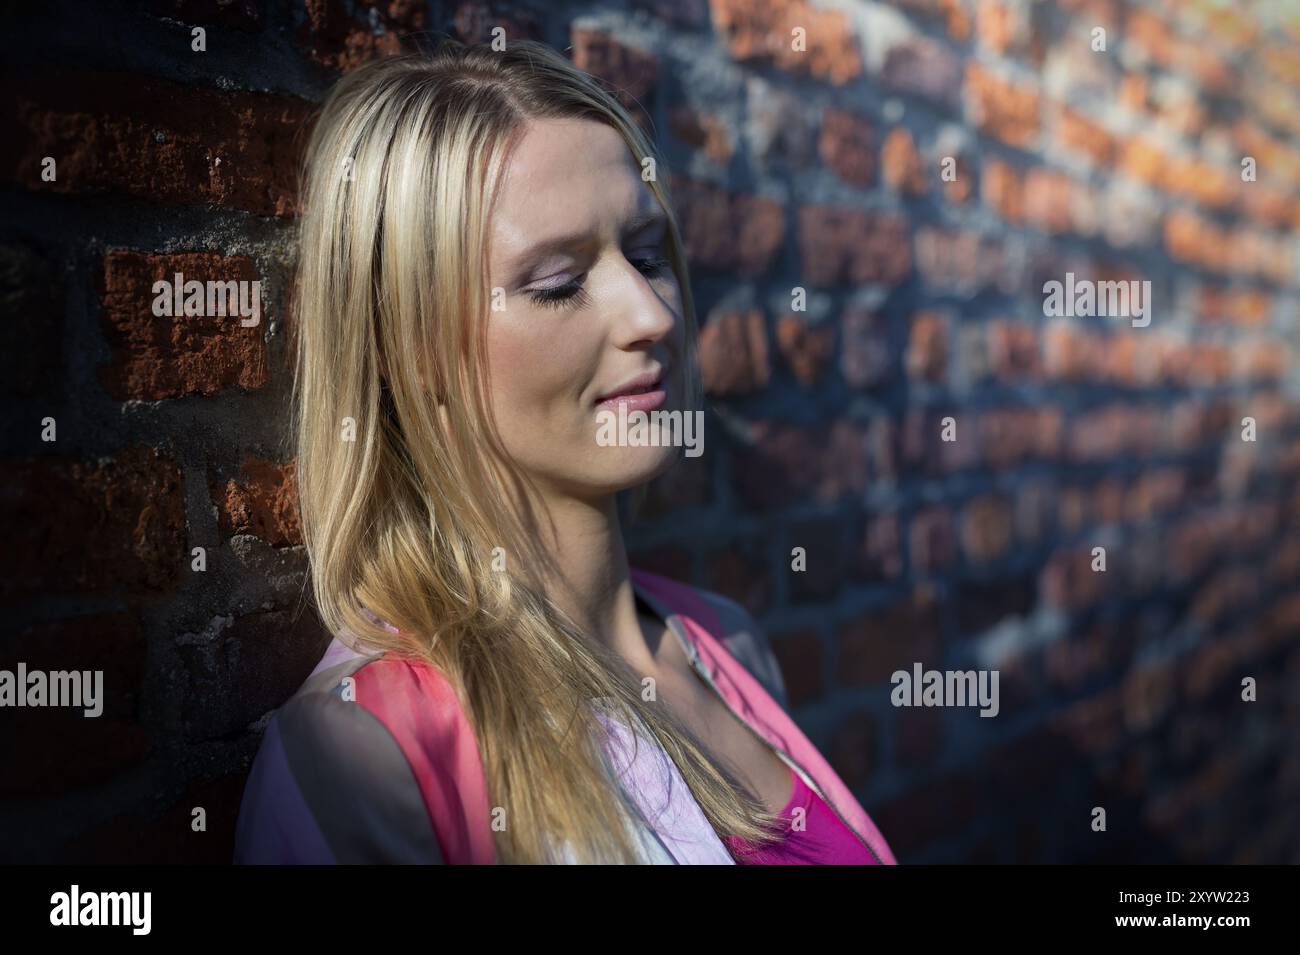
[528,277,590,309]
[526,254,671,310]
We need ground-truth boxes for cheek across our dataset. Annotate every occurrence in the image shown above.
[485,314,591,425]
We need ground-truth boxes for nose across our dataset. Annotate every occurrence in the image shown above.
[607,253,679,352]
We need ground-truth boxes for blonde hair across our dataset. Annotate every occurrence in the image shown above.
[291,38,782,863]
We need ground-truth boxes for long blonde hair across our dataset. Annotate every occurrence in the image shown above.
[291,38,782,863]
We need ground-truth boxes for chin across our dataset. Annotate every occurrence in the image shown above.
[589,442,683,495]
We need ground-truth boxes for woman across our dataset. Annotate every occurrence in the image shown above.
[234,37,896,865]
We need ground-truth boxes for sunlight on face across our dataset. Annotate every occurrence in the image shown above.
[484,117,688,503]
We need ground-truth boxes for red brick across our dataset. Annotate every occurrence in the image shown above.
[1124,8,1179,68]
[97,251,268,401]
[1023,167,1075,234]
[965,62,1039,148]
[1057,486,1088,535]
[0,70,312,217]
[986,320,1041,380]
[298,0,430,72]
[1126,469,1184,523]
[774,315,833,387]
[669,175,785,275]
[881,127,928,196]
[906,310,948,382]
[838,589,942,686]
[797,206,911,287]
[818,106,874,186]
[1118,135,1168,188]
[901,407,974,475]
[1189,567,1258,626]
[1054,106,1114,166]
[1040,546,1111,612]
[733,420,869,511]
[698,307,769,395]
[1092,478,1126,525]
[981,158,1024,223]
[711,0,863,85]
[702,540,772,617]
[668,107,732,163]
[942,153,975,203]
[961,494,1013,563]
[0,447,185,600]
[978,406,1062,467]
[212,454,302,547]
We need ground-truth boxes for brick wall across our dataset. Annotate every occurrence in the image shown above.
[2,0,1298,863]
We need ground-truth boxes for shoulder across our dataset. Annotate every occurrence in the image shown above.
[691,586,790,712]
[632,568,789,711]
[234,640,473,864]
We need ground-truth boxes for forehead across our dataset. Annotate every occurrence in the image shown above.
[490,118,653,250]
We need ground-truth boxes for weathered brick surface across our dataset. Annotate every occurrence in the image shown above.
[4,0,1298,865]
[0,70,313,217]
[211,455,302,547]
[0,447,185,601]
[97,251,269,401]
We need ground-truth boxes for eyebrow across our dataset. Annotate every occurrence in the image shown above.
[505,208,668,285]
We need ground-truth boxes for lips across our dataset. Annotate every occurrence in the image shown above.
[594,366,669,414]
[594,368,665,404]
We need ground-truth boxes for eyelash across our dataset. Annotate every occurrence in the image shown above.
[527,254,671,310]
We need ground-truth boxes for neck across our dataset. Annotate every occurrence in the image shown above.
[531,492,661,671]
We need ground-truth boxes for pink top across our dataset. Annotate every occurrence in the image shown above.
[722,767,880,865]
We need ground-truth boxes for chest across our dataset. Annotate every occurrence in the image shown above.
[637,617,795,817]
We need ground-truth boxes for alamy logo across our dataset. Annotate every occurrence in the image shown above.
[151,271,261,326]
[0,664,103,717]
[596,406,705,458]
[1042,271,1151,327]
[50,885,151,935]
[891,663,1000,717]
